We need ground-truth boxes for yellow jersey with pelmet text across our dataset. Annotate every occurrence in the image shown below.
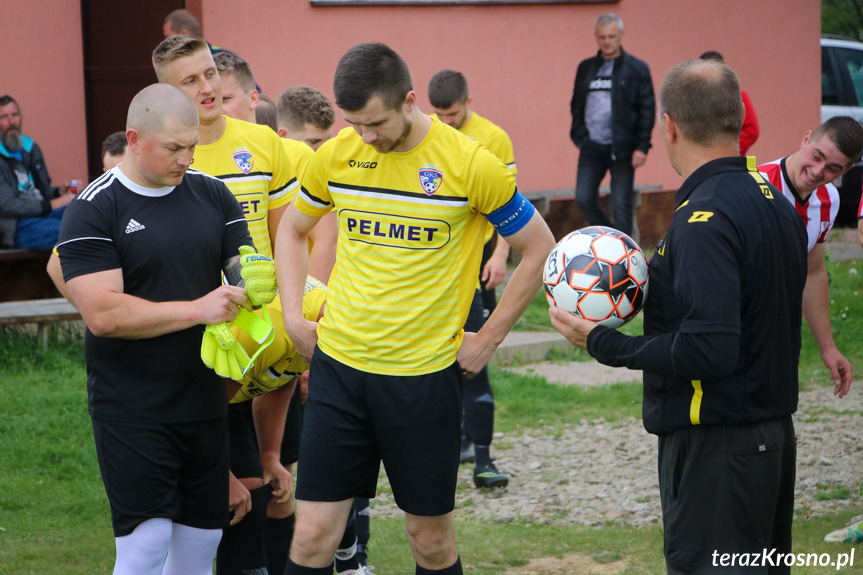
[294,118,517,376]
[281,137,314,195]
[232,278,327,399]
[193,116,298,257]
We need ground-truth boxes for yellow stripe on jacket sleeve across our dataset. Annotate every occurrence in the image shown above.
[689,380,703,425]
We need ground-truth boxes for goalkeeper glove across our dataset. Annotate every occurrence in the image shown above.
[201,321,251,381]
[239,245,276,306]
[201,307,275,382]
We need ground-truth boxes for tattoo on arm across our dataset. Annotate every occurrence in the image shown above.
[223,255,245,287]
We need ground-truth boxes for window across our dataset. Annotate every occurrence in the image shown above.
[822,46,840,106]
[838,47,863,107]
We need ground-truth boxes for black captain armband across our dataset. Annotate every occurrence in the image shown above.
[486,190,535,237]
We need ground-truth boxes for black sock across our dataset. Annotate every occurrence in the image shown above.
[353,498,371,564]
[474,444,492,468]
[265,513,295,575]
[217,484,272,574]
[335,508,359,573]
[416,556,463,574]
[285,558,335,575]
[462,368,495,455]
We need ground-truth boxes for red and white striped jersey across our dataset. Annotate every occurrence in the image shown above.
[858,192,863,220]
[759,158,839,252]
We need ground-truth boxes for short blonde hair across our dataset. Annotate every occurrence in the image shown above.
[152,35,210,82]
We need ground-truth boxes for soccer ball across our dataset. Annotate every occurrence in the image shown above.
[543,226,649,328]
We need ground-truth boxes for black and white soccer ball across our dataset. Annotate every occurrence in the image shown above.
[543,226,649,328]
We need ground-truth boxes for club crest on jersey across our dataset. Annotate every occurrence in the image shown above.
[418,167,443,196]
[232,148,255,174]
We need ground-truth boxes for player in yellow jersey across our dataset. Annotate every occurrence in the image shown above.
[277,86,336,151]
[429,69,517,489]
[275,87,340,288]
[152,36,296,575]
[248,91,316,188]
[211,51,336,283]
[275,43,555,575]
[152,35,297,260]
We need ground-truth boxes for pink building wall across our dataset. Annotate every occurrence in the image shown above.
[0,1,87,186]
[202,0,821,193]
[1,0,820,194]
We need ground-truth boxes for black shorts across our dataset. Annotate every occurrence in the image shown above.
[280,384,303,465]
[229,401,262,479]
[92,416,229,537]
[296,347,463,516]
[658,416,796,574]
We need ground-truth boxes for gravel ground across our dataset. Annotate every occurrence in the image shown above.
[370,375,863,529]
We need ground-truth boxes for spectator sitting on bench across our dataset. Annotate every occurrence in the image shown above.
[0,94,75,250]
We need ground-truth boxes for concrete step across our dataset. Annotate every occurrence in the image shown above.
[490,330,572,366]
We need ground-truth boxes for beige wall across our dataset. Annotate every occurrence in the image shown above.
[0,1,87,186]
[2,0,820,193]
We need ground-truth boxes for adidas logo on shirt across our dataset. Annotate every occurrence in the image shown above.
[125,219,146,234]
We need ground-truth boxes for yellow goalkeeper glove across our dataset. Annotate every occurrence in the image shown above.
[201,308,275,382]
[201,321,250,381]
[239,245,276,306]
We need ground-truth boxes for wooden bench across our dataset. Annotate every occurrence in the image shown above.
[0,249,59,302]
[0,298,81,348]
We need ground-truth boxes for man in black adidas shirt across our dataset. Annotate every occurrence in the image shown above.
[552,61,807,574]
[57,84,253,575]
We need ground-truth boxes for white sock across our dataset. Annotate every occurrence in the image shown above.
[162,523,223,575]
[113,518,172,575]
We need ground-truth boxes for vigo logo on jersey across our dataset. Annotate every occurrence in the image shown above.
[348,160,378,169]
[233,148,255,174]
[342,209,451,250]
[235,192,266,221]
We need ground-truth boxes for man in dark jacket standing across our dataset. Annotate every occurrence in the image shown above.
[570,13,655,236]
[0,95,73,249]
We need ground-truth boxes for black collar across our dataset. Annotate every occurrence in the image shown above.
[675,156,750,206]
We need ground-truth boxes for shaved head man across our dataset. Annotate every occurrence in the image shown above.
[56,83,254,575]
[124,83,199,188]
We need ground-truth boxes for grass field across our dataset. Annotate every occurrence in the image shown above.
[1,249,862,573]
